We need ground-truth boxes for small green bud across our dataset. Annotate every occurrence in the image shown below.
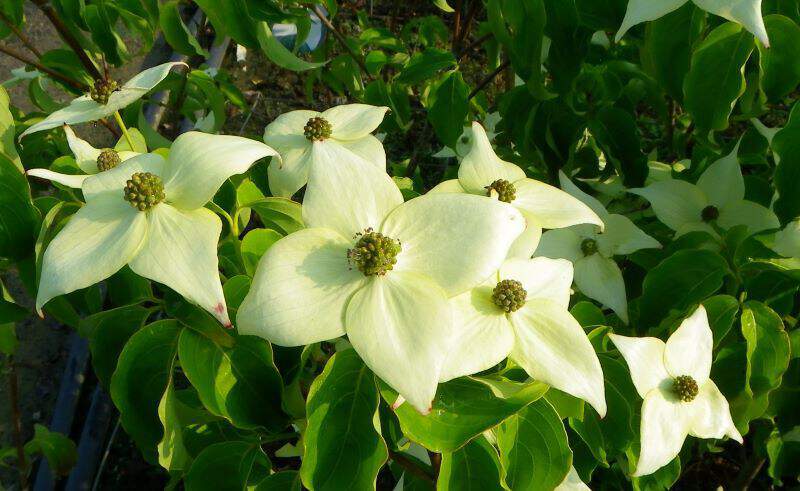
[89,78,118,105]
[581,238,598,256]
[304,116,332,141]
[347,228,401,276]
[123,172,165,211]
[485,179,516,203]
[96,149,121,171]
[701,205,719,222]
[492,278,527,313]
[672,375,699,402]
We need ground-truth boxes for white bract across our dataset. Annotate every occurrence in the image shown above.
[555,466,590,491]
[440,256,607,415]
[616,0,769,47]
[20,62,186,138]
[35,132,278,326]
[432,112,501,159]
[27,125,139,188]
[535,172,661,324]
[263,103,389,197]
[429,122,603,259]
[237,146,525,413]
[609,305,742,476]
[630,143,779,238]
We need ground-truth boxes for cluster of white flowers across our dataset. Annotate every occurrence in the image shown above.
[24,65,744,477]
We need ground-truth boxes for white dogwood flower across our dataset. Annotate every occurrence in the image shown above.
[630,143,779,238]
[433,112,502,159]
[35,132,278,326]
[616,0,769,47]
[535,172,660,323]
[27,125,139,188]
[20,62,186,138]
[429,122,603,258]
[440,256,607,416]
[237,146,525,413]
[609,305,742,477]
[555,467,590,491]
[263,103,388,197]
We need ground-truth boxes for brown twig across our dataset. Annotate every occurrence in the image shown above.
[389,449,435,483]
[468,59,511,100]
[730,456,765,490]
[312,5,370,77]
[458,32,492,61]
[455,0,481,52]
[0,11,41,57]
[29,0,103,80]
[98,118,121,138]
[0,43,87,91]
[8,358,29,490]
[452,0,463,52]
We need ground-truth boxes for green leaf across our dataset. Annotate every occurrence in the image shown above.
[184,441,265,491]
[255,471,302,490]
[642,3,705,101]
[380,376,548,452]
[638,249,729,327]
[241,228,281,277]
[684,23,755,132]
[0,86,20,169]
[178,330,288,432]
[588,107,648,187]
[223,275,252,316]
[427,71,470,148]
[246,198,304,235]
[496,400,571,490]
[741,301,791,398]
[192,0,258,47]
[396,48,456,85]
[110,320,182,461]
[158,0,208,57]
[79,304,153,388]
[300,349,388,491]
[438,436,507,491]
[255,22,326,72]
[158,383,215,471]
[0,323,16,355]
[25,424,77,476]
[570,301,606,328]
[759,15,800,102]
[703,294,739,348]
[772,102,800,224]
[84,4,127,65]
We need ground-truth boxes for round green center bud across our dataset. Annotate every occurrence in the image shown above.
[304,116,332,141]
[347,228,402,276]
[89,78,118,105]
[492,279,527,313]
[124,172,165,211]
[96,149,121,171]
[672,375,699,402]
[581,238,598,256]
[701,205,719,222]
[485,179,516,203]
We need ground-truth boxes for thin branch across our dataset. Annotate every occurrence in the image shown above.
[468,59,511,100]
[0,11,41,57]
[97,118,121,139]
[313,5,370,77]
[389,450,435,483]
[458,32,492,61]
[0,43,87,91]
[29,0,103,80]
[452,0,463,52]
[455,0,481,52]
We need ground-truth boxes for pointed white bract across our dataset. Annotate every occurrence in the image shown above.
[263,103,389,197]
[237,152,526,413]
[609,305,742,476]
[535,172,660,323]
[630,143,779,238]
[429,122,603,258]
[20,62,187,138]
[34,132,278,326]
[26,125,140,188]
[616,0,769,47]
[439,256,607,416]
